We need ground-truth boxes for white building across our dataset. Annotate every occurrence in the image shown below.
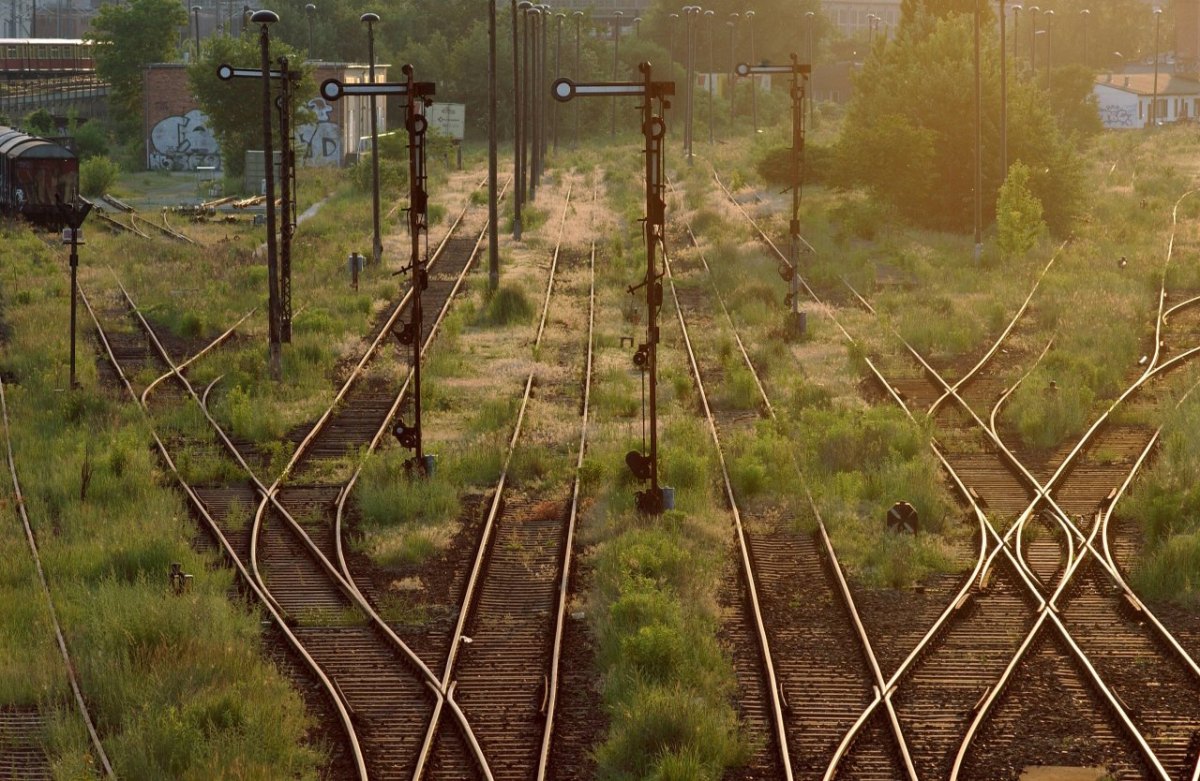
[1093,73,1200,129]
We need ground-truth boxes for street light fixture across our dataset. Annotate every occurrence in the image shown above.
[683,6,701,161]
[305,4,316,59]
[488,0,499,288]
[634,16,641,37]
[361,11,382,266]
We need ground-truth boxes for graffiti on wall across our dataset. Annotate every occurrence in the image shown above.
[149,109,222,171]
[1098,104,1138,129]
[297,97,341,166]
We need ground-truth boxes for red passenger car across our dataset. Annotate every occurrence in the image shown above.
[0,39,95,73]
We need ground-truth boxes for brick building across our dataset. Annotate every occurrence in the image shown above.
[143,62,384,172]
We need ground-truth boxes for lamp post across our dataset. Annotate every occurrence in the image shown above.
[745,9,756,132]
[529,6,541,196]
[519,1,531,207]
[192,5,201,57]
[1151,6,1162,127]
[634,16,641,37]
[683,6,701,161]
[59,197,91,389]
[704,9,713,143]
[1043,9,1054,93]
[1028,5,1039,72]
[1080,8,1089,68]
[728,12,738,123]
[867,13,877,47]
[611,11,623,139]
[361,11,382,266]
[553,12,564,152]
[539,5,550,184]
[668,12,679,65]
[973,0,982,264]
[305,4,315,58]
[488,0,499,288]
[254,9,282,379]
[573,11,582,148]
[512,0,524,238]
[1000,0,1008,175]
[1012,4,1021,71]
[805,10,815,128]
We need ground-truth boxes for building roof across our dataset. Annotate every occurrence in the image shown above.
[1095,73,1200,96]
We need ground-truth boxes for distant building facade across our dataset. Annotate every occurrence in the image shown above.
[1093,73,1200,129]
[820,0,900,38]
[143,62,386,171]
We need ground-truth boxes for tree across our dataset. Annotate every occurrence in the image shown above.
[189,35,313,179]
[836,12,1084,234]
[89,0,188,132]
[995,162,1046,257]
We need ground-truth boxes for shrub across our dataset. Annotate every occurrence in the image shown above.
[996,162,1046,257]
[73,121,109,160]
[477,285,533,326]
[80,156,120,197]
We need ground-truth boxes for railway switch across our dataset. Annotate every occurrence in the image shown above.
[555,62,674,514]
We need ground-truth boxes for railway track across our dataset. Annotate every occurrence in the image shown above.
[0,376,114,779]
[395,180,601,779]
[712,170,1200,779]
[662,175,927,779]
[83,179,505,778]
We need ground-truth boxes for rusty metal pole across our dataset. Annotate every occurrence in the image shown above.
[362,12,382,266]
[254,9,282,380]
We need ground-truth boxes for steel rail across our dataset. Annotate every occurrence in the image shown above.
[660,229,795,781]
[120,179,506,776]
[77,285,371,779]
[708,168,1185,777]
[666,175,919,777]
[330,177,514,599]
[0,375,115,779]
[855,286,1200,778]
[411,182,576,781]
[140,306,257,405]
[535,185,598,780]
[837,223,1200,778]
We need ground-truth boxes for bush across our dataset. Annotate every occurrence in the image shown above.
[79,156,120,196]
[477,285,533,326]
[754,142,837,188]
[996,162,1046,257]
[73,121,110,160]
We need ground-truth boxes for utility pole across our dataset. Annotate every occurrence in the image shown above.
[745,10,756,133]
[488,0,499,289]
[512,0,524,238]
[611,10,623,139]
[973,0,982,264]
[705,9,713,143]
[1000,0,1007,176]
[553,12,563,152]
[573,11,582,148]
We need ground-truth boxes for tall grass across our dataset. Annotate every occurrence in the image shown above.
[0,220,321,776]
